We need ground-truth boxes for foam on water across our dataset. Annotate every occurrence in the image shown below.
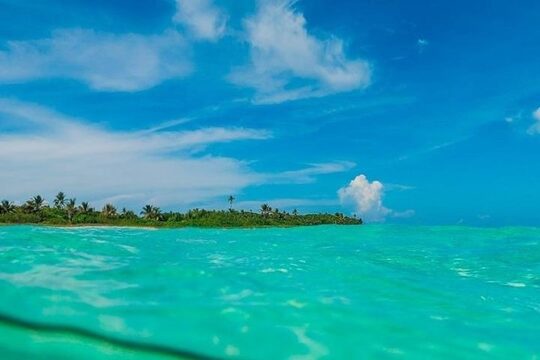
[0,224,539,359]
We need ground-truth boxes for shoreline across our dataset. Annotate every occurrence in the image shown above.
[0,222,361,230]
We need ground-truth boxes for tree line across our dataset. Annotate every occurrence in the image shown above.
[0,192,362,227]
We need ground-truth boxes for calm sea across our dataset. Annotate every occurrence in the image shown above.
[0,225,538,359]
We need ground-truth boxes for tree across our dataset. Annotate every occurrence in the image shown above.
[141,205,162,220]
[101,203,117,218]
[260,203,272,217]
[151,207,162,221]
[79,202,92,213]
[0,200,15,214]
[25,195,45,213]
[292,209,298,216]
[66,198,77,223]
[54,192,66,209]
[121,208,137,219]
[228,195,235,210]
[141,205,153,218]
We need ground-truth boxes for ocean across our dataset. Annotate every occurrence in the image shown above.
[0,225,538,359]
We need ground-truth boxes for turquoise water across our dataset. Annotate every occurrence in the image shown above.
[0,225,538,359]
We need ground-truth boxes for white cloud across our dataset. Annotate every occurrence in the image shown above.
[385,183,415,191]
[338,174,390,222]
[338,174,415,222]
[527,107,540,135]
[0,99,270,208]
[273,161,356,183]
[174,0,227,41]
[0,29,191,91]
[0,99,355,210]
[229,0,371,104]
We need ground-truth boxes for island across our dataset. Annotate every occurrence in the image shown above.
[0,193,362,228]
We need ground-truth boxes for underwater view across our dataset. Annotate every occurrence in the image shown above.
[0,225,538,359]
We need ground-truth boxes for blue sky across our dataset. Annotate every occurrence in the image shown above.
[0,0,539,225]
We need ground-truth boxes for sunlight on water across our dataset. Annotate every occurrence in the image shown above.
[0,225,539,359]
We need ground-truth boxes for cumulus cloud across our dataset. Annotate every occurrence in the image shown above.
[0,99,270,208]
[229,0,371,104]
[338,174,415,222]
[338,175,415,222]
[0,29,191,91]
[527,107,540,135]
[174,0,227,41]
[338,174,390,222]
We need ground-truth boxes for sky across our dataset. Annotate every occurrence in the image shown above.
[0,0,539,225]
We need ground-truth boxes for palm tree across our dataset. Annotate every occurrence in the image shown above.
[228,195,235,210]
[121,208,137,219]
[66,198,77,222]
[54,192,66,209]
[152,207,162,220]
[141,205,153,218]
[292,209,298,216]
[260,203,272,217]
[141,205,162,220]
[25,195,45,213]
[101,203,117,218]
[79,202,92,213]
[0,200,15,214]
[34,195,45,210]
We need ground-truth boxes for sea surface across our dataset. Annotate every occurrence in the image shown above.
[0,225,538,359]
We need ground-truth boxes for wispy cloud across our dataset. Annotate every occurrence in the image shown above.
[0,99,355,209]
[229,0,371,104]
[385,183,415,191]
[0,99,269,207]
[273,161,356,183]
[527,107,540,135]
[139,118,192,134]
[173,0,228,41]
[0,29,191,91]
[417,38,429,53]
[396,136,470,162]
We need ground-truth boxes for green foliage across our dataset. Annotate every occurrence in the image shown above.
[54,192,66,209]
[101,204,117,218]
[24,195,45,213]
[65,198,77,223]
[0,194,362,228]
[0,200,15,214]
[121,208,138,220]
[79,202,92,213]
[140,205,162,221]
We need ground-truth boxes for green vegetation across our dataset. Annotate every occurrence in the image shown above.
[0,193,362,228]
